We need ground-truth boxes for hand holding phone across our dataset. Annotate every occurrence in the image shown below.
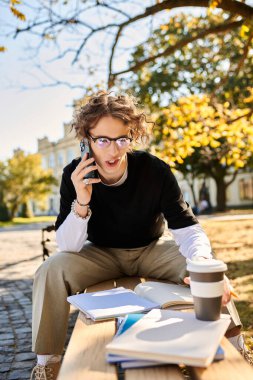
[80,138,99,179]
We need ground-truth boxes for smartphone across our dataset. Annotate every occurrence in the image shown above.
[80,138,99,179]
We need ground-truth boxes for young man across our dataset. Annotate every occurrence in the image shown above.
[30,92,243,380]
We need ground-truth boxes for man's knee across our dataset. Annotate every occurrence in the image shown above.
[34,251,73,281]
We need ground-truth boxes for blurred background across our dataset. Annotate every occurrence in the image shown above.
[0,1,252,377]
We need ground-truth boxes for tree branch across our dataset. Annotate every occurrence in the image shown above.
[234,28,253,76]
[109,19,243,85]
[225,169,239,187]
[227,109,253,124]
[210,27,253,100]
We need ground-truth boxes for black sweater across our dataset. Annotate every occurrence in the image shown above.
[55,151,198,248]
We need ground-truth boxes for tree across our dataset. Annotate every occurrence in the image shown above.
[0,161,10,221]
[123,11,253,112]
[150,94,253,211]
[2,1,253,89]
[2,149,57,219]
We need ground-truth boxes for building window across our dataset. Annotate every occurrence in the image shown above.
[41,157,48,169]
[239,178,253,201]
[49,153,55,168]
[57,151,64,168]
[67,149,75,163]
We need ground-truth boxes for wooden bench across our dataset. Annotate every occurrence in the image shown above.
[58,277,253,380]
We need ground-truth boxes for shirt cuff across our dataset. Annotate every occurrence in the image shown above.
[170,224,213,260]
[56,211,90,252]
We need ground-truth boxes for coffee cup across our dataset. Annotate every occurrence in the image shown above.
[186,259,227,321]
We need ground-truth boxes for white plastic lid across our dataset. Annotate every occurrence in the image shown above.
[186,258,227,273]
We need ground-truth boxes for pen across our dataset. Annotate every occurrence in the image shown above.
[230,290,239,299]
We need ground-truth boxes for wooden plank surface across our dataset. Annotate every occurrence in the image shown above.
[188,337,253,380]
[58,316,117,380]
[125,365,185,380]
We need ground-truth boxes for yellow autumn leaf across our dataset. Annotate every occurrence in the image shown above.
[160,25,169,31]
[220,157,226,166]
[10,6,26,21]
[240,24,250,39]
[175,156,184,164]
[163,126,170,135]
[210,140,221,148]
[235,160,245,168]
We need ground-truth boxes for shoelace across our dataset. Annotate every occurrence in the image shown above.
[237,334,253,366]
[239,346,253,365]
[30,364,53,380]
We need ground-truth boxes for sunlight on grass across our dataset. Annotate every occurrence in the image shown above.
[0,216,56,228]
[201,219,253,351]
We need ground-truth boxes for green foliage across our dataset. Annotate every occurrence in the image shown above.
[1,149,57,219]
[125,12,253,110]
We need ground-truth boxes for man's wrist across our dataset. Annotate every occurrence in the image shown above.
[71,200,91,220]
[76,198,89,207]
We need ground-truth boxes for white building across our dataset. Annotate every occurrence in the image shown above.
[178,172,253,211]
[37,125,253,215]
[37,124,80,215]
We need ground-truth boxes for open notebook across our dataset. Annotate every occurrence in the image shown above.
[106,309,230,368]
[67,282,193,321]
[134,281,193,308]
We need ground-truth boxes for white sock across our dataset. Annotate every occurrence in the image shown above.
[228,334,245,351]
[37,354,62,366]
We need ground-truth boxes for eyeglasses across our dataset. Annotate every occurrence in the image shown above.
[87,134,132,149]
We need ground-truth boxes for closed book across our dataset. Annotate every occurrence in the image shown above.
[107,313,225,369]
[106,309,230,368]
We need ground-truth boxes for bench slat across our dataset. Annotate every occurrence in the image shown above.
[125,365,185,380]
[85,280,117,292]
[58,316,117,380]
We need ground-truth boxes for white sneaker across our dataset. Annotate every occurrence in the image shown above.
[30,361,61,380]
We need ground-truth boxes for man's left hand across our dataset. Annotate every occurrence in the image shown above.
[183,275,231,306]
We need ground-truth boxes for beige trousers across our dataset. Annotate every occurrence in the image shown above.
[32,237,241,354]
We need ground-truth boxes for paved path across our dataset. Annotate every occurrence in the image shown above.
[0,228,77,380]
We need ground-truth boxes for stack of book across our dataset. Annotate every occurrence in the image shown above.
[106,311,229,368]
[67,281,230,368]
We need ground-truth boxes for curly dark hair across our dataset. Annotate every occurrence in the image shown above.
[72,91,153,144]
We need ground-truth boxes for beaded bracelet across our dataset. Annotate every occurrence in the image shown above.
[76,198,89,207]
[71,200,91,220]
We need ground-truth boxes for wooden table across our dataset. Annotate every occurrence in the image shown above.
[58,278,253,380]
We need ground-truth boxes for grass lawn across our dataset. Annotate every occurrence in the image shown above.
[201,219,253,351]
[0,216,56,228]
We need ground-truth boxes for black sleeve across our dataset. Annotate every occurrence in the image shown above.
[159,164,199,229]
[55,163,78,230]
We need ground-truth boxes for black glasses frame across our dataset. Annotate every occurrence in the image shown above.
[87,134,133,145]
